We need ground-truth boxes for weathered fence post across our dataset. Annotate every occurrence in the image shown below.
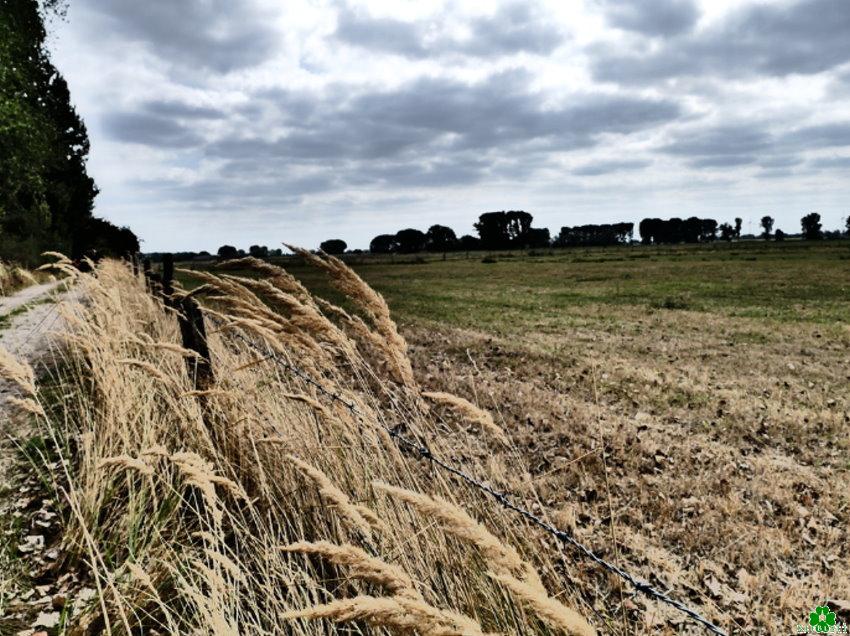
[131,253,139,277]
[178,296,214,392]
[161,253,175,307]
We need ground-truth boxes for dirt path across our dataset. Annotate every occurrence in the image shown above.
[1,276,74,445]
[0,280,67,357]
[1,277,74,476]
[0,280,78,631]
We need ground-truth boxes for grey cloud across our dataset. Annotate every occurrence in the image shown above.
[142,100,226,120]
[103,112,203,148]
[592,0,850,84]
[131,70,681,205]
[809,155,850,169]
[335,2,564,58]
[660,125,771,158]
[343,70,680,153]
[756,168,797,179]
[656,119,850,170]
[141,171,337,209]
[597,0,699,37]
[688,155,758,168]
[203,70,680,174]
[779,122,850,149]
[84,0,278,73]
[459,3,563,55]
[572,159,651,176]
[758,156,803,169]
[335,7,426,58]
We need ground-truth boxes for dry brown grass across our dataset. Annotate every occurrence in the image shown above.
[404,302,850,632]
[0,260,43,296]
[5,256,605,634]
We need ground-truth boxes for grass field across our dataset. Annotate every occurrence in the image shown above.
[3,243,847,634]
[182,239,850,328]
[175,239,850,631]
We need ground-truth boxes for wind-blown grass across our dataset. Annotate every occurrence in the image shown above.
[3,255,597,634]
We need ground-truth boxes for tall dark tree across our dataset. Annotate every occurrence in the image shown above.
[734,217,742,239]
[526,227,551,248]
[718,223,735,241]
[636,218,715,245]
[760,216,774,239]
[248,245,269,257]
[639,218,660,245]
[425,225,457,252]
[844,216,850,237]
[459,234,480,251]
[505,210,532,245]
[0,0,128,263]
[474,212,511,249]
[700,219,718,242]
[555,223,633,247]
[217,245,238,259]
[319,239,346,255]
[394,228,426,253]
[473,211,535,248]
[369,234,397,254]
[801,212,823,240]
[774,229,785,241]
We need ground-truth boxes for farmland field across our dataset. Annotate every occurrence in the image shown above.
[177,239,850,631]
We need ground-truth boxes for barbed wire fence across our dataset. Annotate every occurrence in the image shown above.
[218,320,727,636]
[139,255,729,636]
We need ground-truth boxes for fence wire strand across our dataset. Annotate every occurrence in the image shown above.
[205,313,727,636]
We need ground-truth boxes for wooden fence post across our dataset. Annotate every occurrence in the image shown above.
[161,254,175,306]
[178,296,214,392]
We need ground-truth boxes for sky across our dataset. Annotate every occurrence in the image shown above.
[48,0,850,251]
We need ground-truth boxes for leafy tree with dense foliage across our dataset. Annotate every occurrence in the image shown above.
[760,215,774,239]
[0,0,136,263]
[638,218,716,244]
[249,245,269,257]
[394,228,427,253]
[774,229,785,241]
[801,212,823,240]
[459,234,480,251]
[718,222,735,241]
[526,227,551,248]
[217,245,238,259]
[425,224,457,252]
[369,234,397,254]
[473,210,548,250]
[556,223,633,247]
[734,217,742,239]
[319,239,346,255]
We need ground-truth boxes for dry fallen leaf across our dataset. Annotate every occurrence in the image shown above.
[33,610,60,628]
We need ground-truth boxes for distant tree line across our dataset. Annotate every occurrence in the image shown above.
[638,218,718,244]
[554,223,633,247]
[368,211,551,254]
[0,0,139,264]
[190,210,847,262]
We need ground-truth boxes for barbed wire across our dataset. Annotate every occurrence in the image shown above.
[206,313,728,636]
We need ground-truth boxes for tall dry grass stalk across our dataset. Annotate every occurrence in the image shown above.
[13,254,594,634]
[287,245,416,388]
[422,391,509,445]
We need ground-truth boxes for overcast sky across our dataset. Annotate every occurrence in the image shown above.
[49,0,850,251]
